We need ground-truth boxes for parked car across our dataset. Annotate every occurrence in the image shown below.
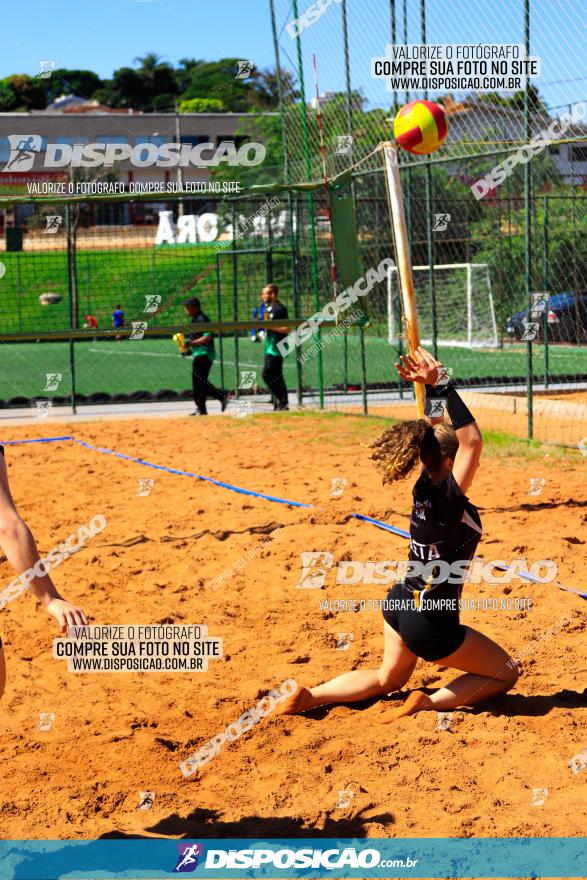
[506,291,587,343]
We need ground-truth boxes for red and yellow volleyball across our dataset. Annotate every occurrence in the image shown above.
[393,99,448,155]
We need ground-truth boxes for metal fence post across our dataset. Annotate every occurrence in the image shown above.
[231,205,240,399]
[421,0,437,360]
[16,252,22,333]
[524,0,533,440]
[293,0,324,410]
[542,195,549,388]
[215,252,225,392]
[359,325,368,415]
[65,204,77,414]
[291,200,303,406]
[425,166,437,357]
[342,0,354,396]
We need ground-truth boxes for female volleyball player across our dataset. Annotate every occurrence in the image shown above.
[0,445,88,702]
[279,347,518,721]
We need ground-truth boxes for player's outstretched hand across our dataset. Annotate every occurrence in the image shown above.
[395,346,444,385]
[46,598,88,633]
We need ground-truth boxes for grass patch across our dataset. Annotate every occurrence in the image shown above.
[250,411,581,464]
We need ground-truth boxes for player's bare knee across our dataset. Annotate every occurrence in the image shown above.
[500,659,519,689]
[379,665,407,691]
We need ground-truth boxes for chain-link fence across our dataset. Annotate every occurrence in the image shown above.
[0,0,586,446]
[260,0,587,444]
[0,185,585,447]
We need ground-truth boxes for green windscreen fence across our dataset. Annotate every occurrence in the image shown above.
[329,182,365,291]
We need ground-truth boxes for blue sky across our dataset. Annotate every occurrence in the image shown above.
[1,0,585,114]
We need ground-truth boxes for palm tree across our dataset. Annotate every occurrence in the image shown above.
[133,53,178,111]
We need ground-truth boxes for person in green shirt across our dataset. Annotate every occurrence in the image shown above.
[183,297,229,416]
[261,283,290,411]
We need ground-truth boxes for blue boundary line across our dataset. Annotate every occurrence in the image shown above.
[2,435,585,598]
[71,439,312,508]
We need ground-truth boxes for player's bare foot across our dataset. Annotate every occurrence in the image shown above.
[274,686,316,715]
[375,690,432,724]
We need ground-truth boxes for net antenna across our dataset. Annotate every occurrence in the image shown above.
[312,53,338,322]
[381,142,425,418]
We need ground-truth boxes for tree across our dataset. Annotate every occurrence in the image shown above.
[94,67,147,110]
[0,79,17,111]
[95,54,179,111]
[465,85,549,116]
[209,110,284,191]
[181,59,259,113]
[508,84,549,115]
[133,52,179,108]
[1,75,46,110]
[179,97,225,113]
[44,69,103,104]
[245,67,299,109]
[175,58,205,94]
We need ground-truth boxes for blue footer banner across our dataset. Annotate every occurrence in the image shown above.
[0,838,586,879]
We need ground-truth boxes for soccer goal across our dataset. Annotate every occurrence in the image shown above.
[387,262,499,348]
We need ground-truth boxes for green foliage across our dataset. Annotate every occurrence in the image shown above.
[472,194,587,313]
[8,55,294,114]
[93,67,148,110]
[175,58,206,94]
[0,74,46,110]
[210,110,284,190]
[463,84,549,115]
[44,69,103,104]
[94,54,179,112]
[181,58,259,112]
[179,97,225,113]
[0,79,17,111]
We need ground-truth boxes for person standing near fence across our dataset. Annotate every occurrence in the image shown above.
[183,297,229,417]
[261,283,289,412]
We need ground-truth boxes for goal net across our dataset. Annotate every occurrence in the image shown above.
[387,263,499,348]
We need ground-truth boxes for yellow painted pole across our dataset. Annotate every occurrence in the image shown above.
[382,141,425,418]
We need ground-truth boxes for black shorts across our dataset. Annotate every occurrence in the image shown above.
[382,581,466,662]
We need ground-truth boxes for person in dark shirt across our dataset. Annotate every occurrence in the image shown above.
[277,347,519,721]
[183,297,229,416]
[260,283,289,411]
[0,445,88,705]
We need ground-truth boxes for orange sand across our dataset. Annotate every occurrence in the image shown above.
[0,413,585,843]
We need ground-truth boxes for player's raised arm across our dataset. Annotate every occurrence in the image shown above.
[395,347,445,425]
[395,346,482,494]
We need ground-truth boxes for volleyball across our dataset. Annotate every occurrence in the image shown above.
[394,99,448,155]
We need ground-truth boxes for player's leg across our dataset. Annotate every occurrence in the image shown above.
[377,626,519,721]
[273,357,289,410]
[262,355,275,409]
[191,357,207,415]
[277,621,418,715]
[263,355,288,411]
[198,357,228,410]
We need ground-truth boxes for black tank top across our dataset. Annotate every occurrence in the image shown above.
[404,468,482,602]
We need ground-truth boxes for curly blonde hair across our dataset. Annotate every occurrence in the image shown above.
[369,419,459,484]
